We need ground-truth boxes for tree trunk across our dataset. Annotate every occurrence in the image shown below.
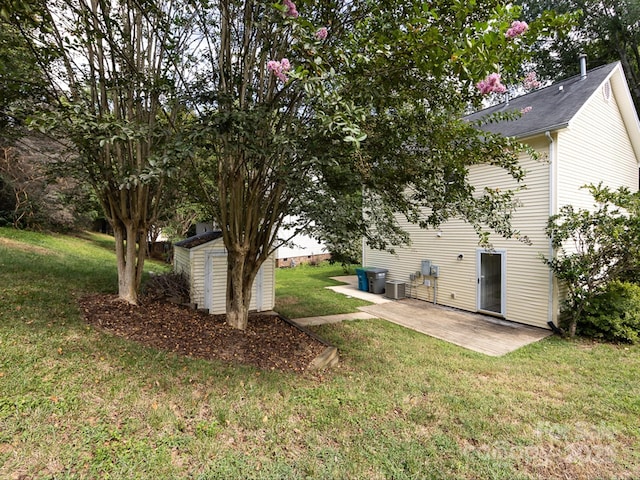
[567,302,584,338]
[568,317,577,338]
[225,249,258,330]
[113,221,147,305]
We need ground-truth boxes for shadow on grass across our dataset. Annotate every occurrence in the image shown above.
[285,263,359,285]
[74,231,116,254]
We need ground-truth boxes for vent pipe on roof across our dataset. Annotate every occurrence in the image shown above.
[579,53,587,80]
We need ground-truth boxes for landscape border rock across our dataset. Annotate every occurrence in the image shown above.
[277,314,339,370]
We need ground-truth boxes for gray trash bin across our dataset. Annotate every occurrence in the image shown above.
[366,268,388,294]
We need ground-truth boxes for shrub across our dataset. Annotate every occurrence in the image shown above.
[543,184,640,337]
[143,271,190,303]
[579,281,640,343]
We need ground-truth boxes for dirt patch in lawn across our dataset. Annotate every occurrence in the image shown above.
[0,237,58,256]
[79,294,327,373]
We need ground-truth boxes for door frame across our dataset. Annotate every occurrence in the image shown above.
[204,249,227,312]
[204,250,265,313]
[476,248,507,317]
[254,265,264,311]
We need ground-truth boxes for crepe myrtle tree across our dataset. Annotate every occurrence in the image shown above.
[186,0,568,330]
[5,0,195,304]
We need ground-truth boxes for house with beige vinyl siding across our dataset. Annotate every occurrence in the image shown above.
[363,60,640,330]
[174,231,276,315]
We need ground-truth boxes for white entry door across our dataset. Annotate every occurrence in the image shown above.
[477,249,506,317]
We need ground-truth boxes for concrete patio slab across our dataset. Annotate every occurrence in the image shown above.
[322,275,553,356]
[358,298,553,356]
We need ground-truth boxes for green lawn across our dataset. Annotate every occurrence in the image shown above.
[1,227,639,479]
[275,263,371,319]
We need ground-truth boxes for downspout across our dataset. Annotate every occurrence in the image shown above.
[545,131,557,329]
[361,185,367,268]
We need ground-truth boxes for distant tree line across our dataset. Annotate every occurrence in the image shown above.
[518,0,640,109]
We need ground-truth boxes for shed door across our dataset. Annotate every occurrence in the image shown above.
[254,265,264,311]
[205,253,265,313]
[204,252,213,311]
[477,250,506,316]
[205,250,227,313]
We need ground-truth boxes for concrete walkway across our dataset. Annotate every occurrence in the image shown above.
[292,311,376,327]
[291,275,552,356]
[325,275,392,304]
[291,275,384,326]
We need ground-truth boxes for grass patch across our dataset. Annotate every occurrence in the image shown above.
[275,263,371,318]
[1,227,639,479]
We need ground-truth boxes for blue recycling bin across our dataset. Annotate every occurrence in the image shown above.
[355,268,369,291]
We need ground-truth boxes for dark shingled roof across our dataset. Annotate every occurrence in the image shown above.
[174,230,223,249]
[465,62,620,138]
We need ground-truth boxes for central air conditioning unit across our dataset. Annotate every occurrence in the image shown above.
[385,280,406,300]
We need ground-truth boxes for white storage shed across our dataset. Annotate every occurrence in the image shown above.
[174,231,276,315]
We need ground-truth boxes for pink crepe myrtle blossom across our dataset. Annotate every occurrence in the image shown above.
[267,60,279,72]
[315,27,328,40]
[523,71,541,91]
[267,58,291,83]
[506,20,528,38]
[283,0,298,18]
[521,106,533,114]
[476,73,506,95]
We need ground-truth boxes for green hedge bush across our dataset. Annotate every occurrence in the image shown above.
[579,281,640,343]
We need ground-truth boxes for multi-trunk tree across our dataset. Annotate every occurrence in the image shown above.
[5,0,194,304]
[187,0,566,329]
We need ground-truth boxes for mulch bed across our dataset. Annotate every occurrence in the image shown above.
[78,294,327,373]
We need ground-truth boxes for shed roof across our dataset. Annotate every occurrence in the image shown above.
[465,62,620,138]
[174,230,223,249]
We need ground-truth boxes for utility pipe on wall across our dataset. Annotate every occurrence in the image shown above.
[433,278,437,305]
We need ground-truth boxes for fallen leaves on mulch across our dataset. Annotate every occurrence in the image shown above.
[78,294,327,373]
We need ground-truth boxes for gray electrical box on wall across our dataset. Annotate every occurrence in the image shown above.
[421,260,432,276]
[430,265,440,277]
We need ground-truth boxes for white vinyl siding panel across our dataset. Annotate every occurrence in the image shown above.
[364,141,553,328]
[556,81,639,212]
[173,247,190,278]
